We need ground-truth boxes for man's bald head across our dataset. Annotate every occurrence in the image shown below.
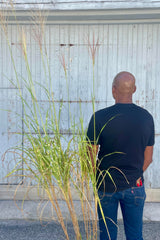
[112,71,136,103]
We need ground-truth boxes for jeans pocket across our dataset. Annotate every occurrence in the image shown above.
[98,191,114,203]
[132,185,146,206]
[135,195,146,206]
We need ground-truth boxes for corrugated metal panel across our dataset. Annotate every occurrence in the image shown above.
[0,89,22,184]
[0,23,159,188]
[0,24,23,184]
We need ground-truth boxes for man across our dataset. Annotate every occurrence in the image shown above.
[87,72,154,240]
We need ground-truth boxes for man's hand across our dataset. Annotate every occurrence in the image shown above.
[143,146,153,172]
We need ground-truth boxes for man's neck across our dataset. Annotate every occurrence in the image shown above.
[115,97,133,104]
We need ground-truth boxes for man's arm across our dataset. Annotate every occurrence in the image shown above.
[87,144,99,174]
[143,146,154,172]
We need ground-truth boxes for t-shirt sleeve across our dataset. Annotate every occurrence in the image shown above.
[87,114,100,145]
[147,115,155,146]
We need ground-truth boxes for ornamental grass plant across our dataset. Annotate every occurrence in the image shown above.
[0,3,120,240]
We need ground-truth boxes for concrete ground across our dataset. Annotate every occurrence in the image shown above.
[0,201,160,239]
[0,200,160,222]
[0,220,159,240]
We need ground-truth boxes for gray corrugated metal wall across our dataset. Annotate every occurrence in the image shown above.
[0,24,159,188]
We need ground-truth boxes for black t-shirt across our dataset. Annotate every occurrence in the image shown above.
[87,103,155,193]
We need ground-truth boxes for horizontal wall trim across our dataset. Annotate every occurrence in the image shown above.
[0,186,160,202]
[4,19,160,25]
[1,1,160,11]
[1,9,160,24]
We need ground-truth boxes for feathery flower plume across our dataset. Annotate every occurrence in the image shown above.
[31,11,46,51]
[88,32,100,67]
[21,28,27,58]
[60,53,67,78]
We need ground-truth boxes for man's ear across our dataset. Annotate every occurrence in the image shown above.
[112,86,116,99]
[133,85,136,93]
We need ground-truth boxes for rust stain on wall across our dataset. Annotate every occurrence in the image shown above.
[60,44,75,47]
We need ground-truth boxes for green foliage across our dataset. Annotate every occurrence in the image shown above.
[0,8,120,239]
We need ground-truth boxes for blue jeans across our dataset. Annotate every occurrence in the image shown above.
[98,185,146,240]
